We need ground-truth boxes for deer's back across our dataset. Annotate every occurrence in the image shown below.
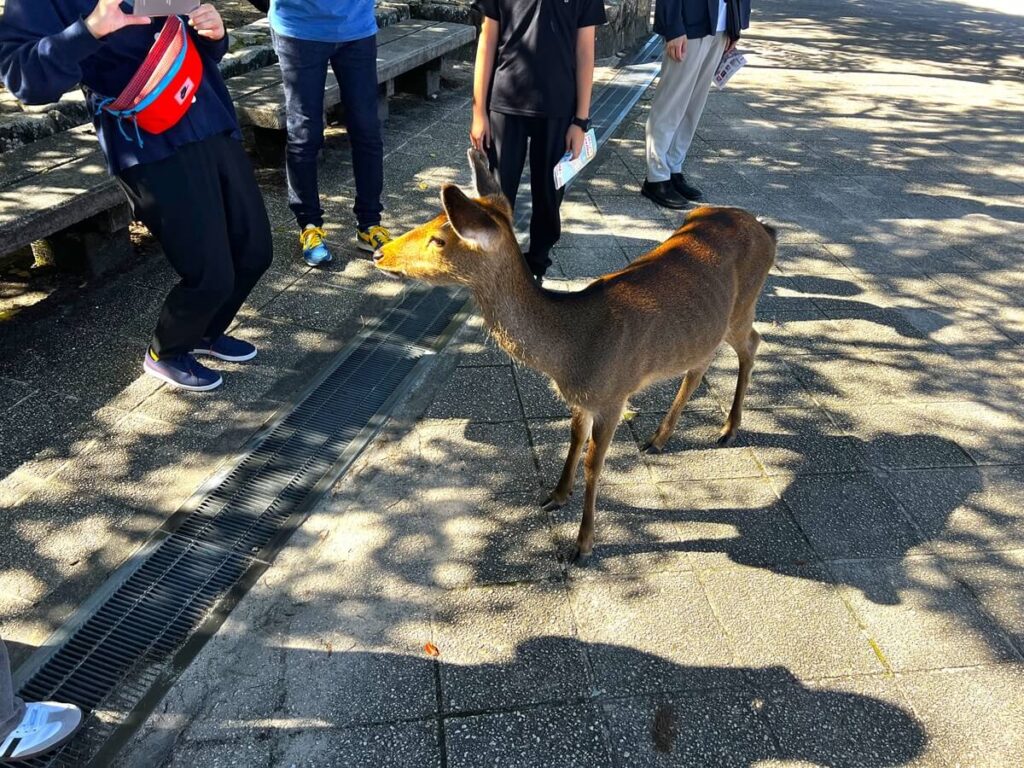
[555,207,775,404]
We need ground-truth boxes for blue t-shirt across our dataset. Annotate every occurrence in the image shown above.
[270,0,378,43]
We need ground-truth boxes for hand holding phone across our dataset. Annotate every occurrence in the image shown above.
[85,0,151,39]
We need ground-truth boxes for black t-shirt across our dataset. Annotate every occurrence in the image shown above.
[474,0,607,118]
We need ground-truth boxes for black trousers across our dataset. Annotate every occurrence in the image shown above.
[118,134,273,357]
[487,112,570,276]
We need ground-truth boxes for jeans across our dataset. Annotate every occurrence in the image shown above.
[117,134,274,357]
[273,31,384,230]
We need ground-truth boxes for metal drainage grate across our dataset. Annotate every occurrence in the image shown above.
[13,35,665,768]
[16,285,466,767]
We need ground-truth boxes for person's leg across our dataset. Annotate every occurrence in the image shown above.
[202,135,274,342]
[486,111,530,211]
[525,115,570,276]
[274,32,332,229]
[329,34,384,231]
[645,45,704,182]
[664,33,728,175]
[0,639,25,746]
[117,140,236,358]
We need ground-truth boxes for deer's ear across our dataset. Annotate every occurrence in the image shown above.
[441,184,499,248]
[467,147,503,199]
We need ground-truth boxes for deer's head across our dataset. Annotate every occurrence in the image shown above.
[374,149,516,285]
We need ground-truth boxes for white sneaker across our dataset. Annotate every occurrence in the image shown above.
[1,701,82,761]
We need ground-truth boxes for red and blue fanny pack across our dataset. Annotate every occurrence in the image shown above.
[95,15,204,146]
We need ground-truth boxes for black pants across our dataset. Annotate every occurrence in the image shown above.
[487,112,570,276]
[118,134,273,357]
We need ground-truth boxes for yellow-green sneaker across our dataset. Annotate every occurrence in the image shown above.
[357,224,391,253]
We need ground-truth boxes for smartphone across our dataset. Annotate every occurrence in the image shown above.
[131,0,202,15]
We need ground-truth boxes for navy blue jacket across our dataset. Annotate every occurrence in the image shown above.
[0,1,240,175]
[654,0,751,41]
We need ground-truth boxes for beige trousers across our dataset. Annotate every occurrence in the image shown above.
[645,33,728,182]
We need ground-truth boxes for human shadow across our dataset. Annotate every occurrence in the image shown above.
[112,638,927,767]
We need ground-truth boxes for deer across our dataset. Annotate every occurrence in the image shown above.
[373,148,777,566]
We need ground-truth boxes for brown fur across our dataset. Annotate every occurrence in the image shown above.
[374,149,776,565]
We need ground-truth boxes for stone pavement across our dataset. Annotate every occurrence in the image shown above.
[108,1,1024,766]
[1,0,1021,764]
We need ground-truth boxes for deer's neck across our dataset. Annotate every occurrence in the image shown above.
[471,252,571,379]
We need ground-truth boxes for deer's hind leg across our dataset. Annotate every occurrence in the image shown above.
[573,405,620,567]
[718,323,761,447]
[542,407,593,511]
[642,358,713,454]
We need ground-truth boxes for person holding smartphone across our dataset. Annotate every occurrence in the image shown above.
[0,0,273,392]
[470,0,606,282]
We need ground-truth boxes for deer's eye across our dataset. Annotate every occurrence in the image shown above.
[429,236,446,248]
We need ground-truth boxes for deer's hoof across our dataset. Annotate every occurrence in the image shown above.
[541,491,570,511]
[570,547,593,568]
[642,439,664,455]
[716,431,737,448]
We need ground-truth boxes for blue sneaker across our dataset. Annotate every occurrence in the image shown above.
[192,334,257,362]
[143,349,223,392]
[300,225,333,267]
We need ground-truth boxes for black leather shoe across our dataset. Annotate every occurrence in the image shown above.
[670,173,704,201]
[641,179,691,210]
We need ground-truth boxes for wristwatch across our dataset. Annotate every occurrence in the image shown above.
[571,116,591,131]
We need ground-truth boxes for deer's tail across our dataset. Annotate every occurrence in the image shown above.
[757,217,778,243]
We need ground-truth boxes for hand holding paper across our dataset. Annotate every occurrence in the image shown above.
[553,128,597,190]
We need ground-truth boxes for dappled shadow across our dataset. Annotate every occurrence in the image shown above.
[0,82,478,666]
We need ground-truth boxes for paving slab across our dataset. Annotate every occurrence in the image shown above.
[426,365,522,422]
[655,477,815,572]
[942,548,1024,655]
[760,674,936,767]
[700,566,884,679]
[445,703,612,768]
[896,664,1024,768]
[882,466,1024,554]
[631,411,765,483]
[830,557,1021,672]
[736,407,868,476]
[601,689,776,768]
[568,572,738,696]
[433,582,587,713]
[779,472,923,561]
[278,722,442,768]
[548,483,695,577]
[824,402,978,471]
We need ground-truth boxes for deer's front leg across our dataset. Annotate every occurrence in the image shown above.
[573,409,618,567]
[542,408,593,511]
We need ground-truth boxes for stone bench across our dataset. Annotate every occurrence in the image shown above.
[228,19,476,132]
[0,124,130,274]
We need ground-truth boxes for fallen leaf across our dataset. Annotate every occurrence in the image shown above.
[418,181,429,190]
[424,642,440,657]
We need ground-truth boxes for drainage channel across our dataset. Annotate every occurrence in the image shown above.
[13,35,665,768]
